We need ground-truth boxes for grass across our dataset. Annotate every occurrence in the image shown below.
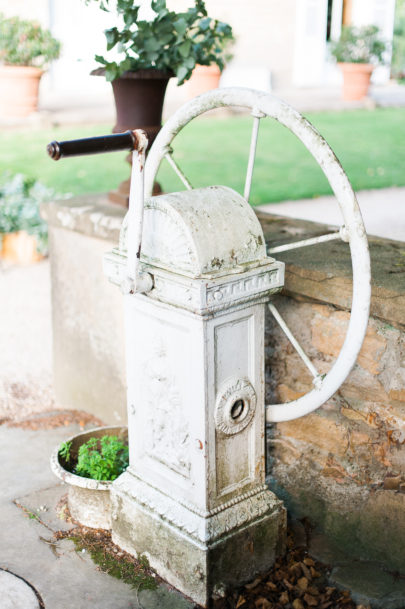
[1,107,405,205]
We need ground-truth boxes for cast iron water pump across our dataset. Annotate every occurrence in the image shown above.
[48,88,370,607]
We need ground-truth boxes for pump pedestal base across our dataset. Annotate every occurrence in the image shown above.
[111,471,286,607]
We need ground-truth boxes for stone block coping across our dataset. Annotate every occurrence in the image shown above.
[41,195,405,329]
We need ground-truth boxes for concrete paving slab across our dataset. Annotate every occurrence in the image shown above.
[0,424,195,609]
[0,570,40,609]
[258,187,405,242]
[330,562,405,609]
[15,484,75,533]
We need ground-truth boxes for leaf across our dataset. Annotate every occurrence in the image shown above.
[245,577,261,590]
[175,65,189,85]
[199,17,211,31]
[173,17,187,36]
[304,593,319,606]
[151,0,166,13]
[105,27,118,51]
[254,598,272,609]
[178,39,191,57]
[279,590,289,604]
[144,38,161,52]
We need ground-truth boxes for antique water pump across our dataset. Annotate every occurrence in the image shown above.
[48,88,371,607]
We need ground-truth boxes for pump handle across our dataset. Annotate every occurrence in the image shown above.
[47,130,141,160]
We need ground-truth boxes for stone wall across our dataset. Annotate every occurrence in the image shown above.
[259,210,405,573]
[41,195,127,424]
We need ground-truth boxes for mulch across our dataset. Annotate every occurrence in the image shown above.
[2,409,105,430]
[211,527,366,609]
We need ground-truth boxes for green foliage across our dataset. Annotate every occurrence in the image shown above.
[59,441,72,463]
[73,435,129,481]
[0,13,60,68]
[0,174,57,254]
[392,0,405,78]
[86,0,234,84]
[330,25,387,65]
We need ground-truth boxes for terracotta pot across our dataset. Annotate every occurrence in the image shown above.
[0,65,44,117]
[0,231,43,264]
[186,64,221,99]
[338,63,374,101]
[50,425,128,530]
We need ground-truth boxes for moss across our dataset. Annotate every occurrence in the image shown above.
[67,531,157,591]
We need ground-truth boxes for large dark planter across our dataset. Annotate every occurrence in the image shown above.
[93,68,172,205]
[111,69,171,140]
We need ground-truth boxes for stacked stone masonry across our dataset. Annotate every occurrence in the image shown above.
[258,211,405,574]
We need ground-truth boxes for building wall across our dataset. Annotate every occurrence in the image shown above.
[0,0,396,101]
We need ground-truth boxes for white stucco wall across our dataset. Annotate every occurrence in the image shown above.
[0,0,397,106]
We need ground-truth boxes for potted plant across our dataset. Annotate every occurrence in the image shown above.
[0,174,53,264]
[87,0,233,204]
[0,13,60,117]
[330,25,387,101]
[51,426,128,530]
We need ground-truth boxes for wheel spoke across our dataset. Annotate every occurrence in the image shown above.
[164,149,193,191]
[268,303,322,388]
[244,109,265,202]
[268,227,348,255]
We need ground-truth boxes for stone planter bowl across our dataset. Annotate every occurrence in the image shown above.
[50,425,128,529]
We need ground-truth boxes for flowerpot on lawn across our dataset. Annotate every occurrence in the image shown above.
[186,64,221,99]
[338,62,374,101]
[0,231,43,264]
[50,425,128,530]
[0,65,44,117]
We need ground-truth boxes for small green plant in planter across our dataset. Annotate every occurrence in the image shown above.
[0,174,59,262]
[86,0,234,84]
[0,13,61,117]
[59,435,129,481]
[330,25,388,101]
[0,13,61,68]
[330,25,387,65]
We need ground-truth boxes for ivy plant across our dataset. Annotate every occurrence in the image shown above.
[86,0,234,84]
[0,13,60,68]
[330,25,387,65]
[0,174,59,254]
[60,435,129,481]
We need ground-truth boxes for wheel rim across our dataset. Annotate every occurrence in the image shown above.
[144,87,371,422]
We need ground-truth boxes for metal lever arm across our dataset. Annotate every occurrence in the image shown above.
[47,130,141,160]
[46,129,153,295]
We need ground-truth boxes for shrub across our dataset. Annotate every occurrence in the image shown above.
[86,0,234,83]
[0,13,60,68]
[330,25,387,65]
[0,174,57,254]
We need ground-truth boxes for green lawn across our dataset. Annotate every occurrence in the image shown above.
[1,107,404,205]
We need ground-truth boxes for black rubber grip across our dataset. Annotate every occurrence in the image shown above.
[47,131,137,160]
